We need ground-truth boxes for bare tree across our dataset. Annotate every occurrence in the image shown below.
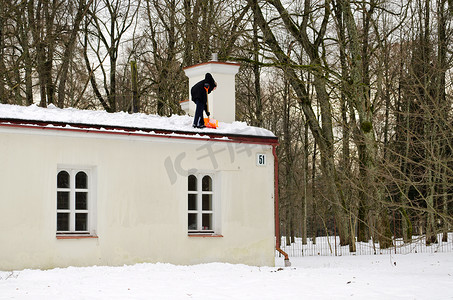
[141,0,185,115]
[249,0,355,247]
[57,0,93,108]
[84,0,139,112]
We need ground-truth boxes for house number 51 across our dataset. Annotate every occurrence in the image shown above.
[256,154,266,166]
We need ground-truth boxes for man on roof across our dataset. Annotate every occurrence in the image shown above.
[191,73,217,128]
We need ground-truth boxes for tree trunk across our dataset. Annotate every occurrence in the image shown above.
[312,139,317,245]
[333,1,354,249]
[23,41,33,105]
[131,60,139,113]
[283,72,295,246]
[437,0,449,243]
[37,43,48,107]
[109,47,117,111]
[252,0,262,127]
[44,2,55,105]
[58,0,92,108]
[302,120,309,245]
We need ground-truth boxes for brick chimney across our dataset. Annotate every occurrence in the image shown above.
[182,56,240,123]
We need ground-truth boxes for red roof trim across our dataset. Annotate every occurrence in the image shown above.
[0,118,278,146]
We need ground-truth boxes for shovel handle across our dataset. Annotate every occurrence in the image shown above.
[204,87,210,119]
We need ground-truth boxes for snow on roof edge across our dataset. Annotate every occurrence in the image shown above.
[0,104,276,139]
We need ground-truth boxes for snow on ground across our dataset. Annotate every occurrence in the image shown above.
[1,253,451,300]
[0,104,274,137]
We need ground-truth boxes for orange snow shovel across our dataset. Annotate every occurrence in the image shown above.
[204,117,218,129]
[204,87,218,129]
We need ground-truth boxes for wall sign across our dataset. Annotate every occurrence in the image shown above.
[256,153,266,166]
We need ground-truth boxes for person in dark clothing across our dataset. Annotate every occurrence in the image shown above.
[191,73,217,128]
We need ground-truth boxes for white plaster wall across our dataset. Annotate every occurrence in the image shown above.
[0,127,275,270]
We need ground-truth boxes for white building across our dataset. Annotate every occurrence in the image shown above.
[0,61,280,271]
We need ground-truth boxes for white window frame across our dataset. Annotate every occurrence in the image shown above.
[56,167,96,236]
[188,172,219,234]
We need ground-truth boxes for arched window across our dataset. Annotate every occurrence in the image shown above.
[188,173,215,234]
[57,168,94,235]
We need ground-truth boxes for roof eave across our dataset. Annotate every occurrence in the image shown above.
[0,118,279,146]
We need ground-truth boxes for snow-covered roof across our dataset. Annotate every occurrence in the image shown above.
[0,104,277,144]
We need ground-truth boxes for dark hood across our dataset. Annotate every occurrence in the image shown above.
[205,73,217,92]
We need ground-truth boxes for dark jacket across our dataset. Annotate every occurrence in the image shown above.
[191,73,217,107]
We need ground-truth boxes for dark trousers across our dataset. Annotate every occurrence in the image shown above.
[193,100,205,127]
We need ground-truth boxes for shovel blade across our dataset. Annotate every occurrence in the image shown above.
[204,118,218,129]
